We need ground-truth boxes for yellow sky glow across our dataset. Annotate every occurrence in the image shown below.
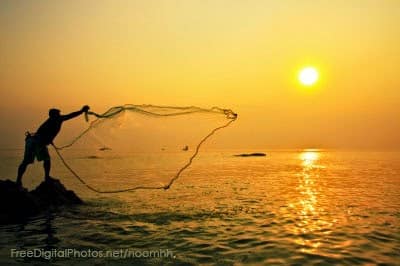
[0,0,399,149]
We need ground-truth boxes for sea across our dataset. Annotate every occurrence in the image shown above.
[0,149,399,265]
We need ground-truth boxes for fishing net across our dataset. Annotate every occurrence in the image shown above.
[53,105,237,193]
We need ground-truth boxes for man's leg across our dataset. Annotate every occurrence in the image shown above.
[16,161,29,186]
[17,137,35,186]
[39,145,51,181]
[44,159,51,181]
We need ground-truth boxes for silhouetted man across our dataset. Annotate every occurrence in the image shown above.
[16,105,90,187]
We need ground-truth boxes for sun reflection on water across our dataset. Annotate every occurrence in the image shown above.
[286,150,335,256]
[301,151,319,167]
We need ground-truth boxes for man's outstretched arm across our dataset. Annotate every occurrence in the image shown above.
[61,105,90,121]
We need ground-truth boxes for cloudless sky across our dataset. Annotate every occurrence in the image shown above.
[1,0,399,149]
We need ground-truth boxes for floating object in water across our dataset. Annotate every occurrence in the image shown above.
[99,146,111,151]
[234,153,266,157]
[86,155,101,159]
[182,145,189,151]
[0,177,82,224]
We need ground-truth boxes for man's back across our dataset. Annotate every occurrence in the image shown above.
[35,117,63,145]
[34,106,89,145]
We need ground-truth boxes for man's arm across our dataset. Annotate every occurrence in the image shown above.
[61,105,90,121]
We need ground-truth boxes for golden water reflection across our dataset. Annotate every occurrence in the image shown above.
[300,151,319,167]
[289,150,334,256]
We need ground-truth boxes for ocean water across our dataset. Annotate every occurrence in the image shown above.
[0,149,399,265]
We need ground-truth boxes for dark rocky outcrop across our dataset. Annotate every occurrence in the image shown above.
[0,180,41,223]
[0,177,82,224]
[234,153,267,157]
[31,177,83,206]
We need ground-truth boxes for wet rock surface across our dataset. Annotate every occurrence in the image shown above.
[0,177,82,224]
[234,153,267,157]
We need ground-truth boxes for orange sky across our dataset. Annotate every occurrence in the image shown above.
[0,0,399,149]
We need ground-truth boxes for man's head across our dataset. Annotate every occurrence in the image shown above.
[49,108,61,118]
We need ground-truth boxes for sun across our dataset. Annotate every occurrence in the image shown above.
[299,67,319,86]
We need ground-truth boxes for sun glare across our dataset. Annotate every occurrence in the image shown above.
[300,151,319,167]
[299,67,319,86]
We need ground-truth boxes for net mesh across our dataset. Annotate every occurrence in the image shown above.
[53,104,237,193]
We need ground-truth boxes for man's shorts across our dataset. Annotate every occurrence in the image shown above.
[23,136,50,163]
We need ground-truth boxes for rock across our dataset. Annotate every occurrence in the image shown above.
[86,155,101,159]
[31,177,83,206]
[0,177,83,224]
[0,180,41,224]
[234,153,267,157]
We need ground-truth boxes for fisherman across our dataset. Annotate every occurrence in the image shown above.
[16,106,90,187]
